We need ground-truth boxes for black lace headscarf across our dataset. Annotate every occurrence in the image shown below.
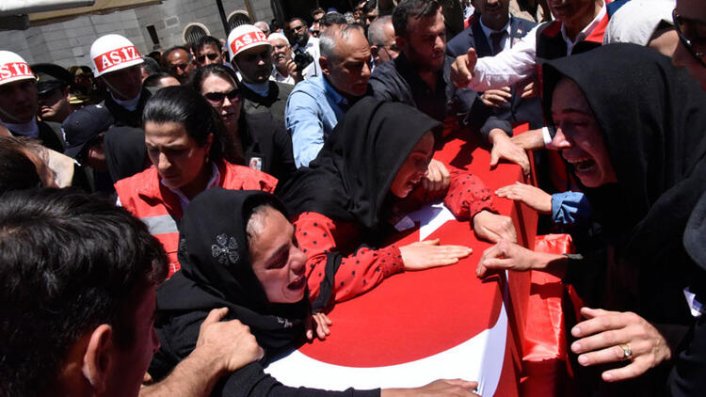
[156,188,309,359]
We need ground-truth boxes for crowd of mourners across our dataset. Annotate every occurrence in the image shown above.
[2,0,706,395]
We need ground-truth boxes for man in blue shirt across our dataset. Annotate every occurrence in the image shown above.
[285,24,372,168]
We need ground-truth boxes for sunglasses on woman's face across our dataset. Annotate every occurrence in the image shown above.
[197,53,220,63]
[204,89,241,103]
[673,9,706,67]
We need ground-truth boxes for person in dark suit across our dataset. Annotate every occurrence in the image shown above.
[447,0,540,175]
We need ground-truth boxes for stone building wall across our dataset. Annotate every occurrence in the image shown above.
[0,0,274,69]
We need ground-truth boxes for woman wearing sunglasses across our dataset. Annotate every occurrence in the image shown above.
[192,64,297,183]
[673,0,706,89]
[115,86,278,278]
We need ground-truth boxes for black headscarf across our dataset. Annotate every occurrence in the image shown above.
[542,43,706,322]
[156,188,309,360]
[277,98,439,311]
[278,97,440,230]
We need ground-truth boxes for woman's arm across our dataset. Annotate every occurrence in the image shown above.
[295,212,472,308]
[293,212,405,305]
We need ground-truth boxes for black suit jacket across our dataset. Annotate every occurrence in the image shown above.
[446,16,542,139]
[447,15,535,58]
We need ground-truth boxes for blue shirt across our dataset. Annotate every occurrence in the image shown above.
[551,191,591,225]
[285,76,349,168]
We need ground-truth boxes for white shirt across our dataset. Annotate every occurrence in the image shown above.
[271,67,296,85]
[469,4,607,92]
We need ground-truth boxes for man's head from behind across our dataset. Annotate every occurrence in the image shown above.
[90,34,144,101]
[320,25,372,98]
[393,0,446,72]
[0,189,167,397]
[0,50,39,124]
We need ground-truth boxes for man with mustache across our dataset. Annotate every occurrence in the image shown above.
[268,33,301,85]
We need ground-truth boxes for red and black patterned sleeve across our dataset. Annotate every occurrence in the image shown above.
[293,211,404,305]
[443,168,496,220]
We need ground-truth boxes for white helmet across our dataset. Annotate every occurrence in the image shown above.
[227,24,271,60]
[90,34,143,77]
[0,51,35,87]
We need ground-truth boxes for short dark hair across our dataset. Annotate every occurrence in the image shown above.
[0,137,42,193]
[288,17,307,28]
[392,0,441,37]
[320,12,348,28]
[142,85,225,161]
[0,189,167,397]
[192,35,223,54]
[143,72,178,89]
[311,7,325,18]
[141,56,162,77]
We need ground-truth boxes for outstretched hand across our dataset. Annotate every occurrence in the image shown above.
[400,238,472,270]
[489,130,530,175]
[472,210,517,243]
[382,379,480,397]
[495,182,551,213]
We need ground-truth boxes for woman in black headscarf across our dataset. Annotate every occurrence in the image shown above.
[150,188,480,397]
[278,97,516,311]
[477,43,706,389]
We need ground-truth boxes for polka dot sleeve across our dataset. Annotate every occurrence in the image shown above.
[443,169,496,220]
[293,212,405,304]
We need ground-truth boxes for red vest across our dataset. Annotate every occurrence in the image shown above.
[115,160,277,277]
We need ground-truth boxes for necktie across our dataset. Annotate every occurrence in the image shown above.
[490,31,507,55]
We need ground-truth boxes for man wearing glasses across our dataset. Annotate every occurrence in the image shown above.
[673,0,706,90]
[288,17,322,79]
